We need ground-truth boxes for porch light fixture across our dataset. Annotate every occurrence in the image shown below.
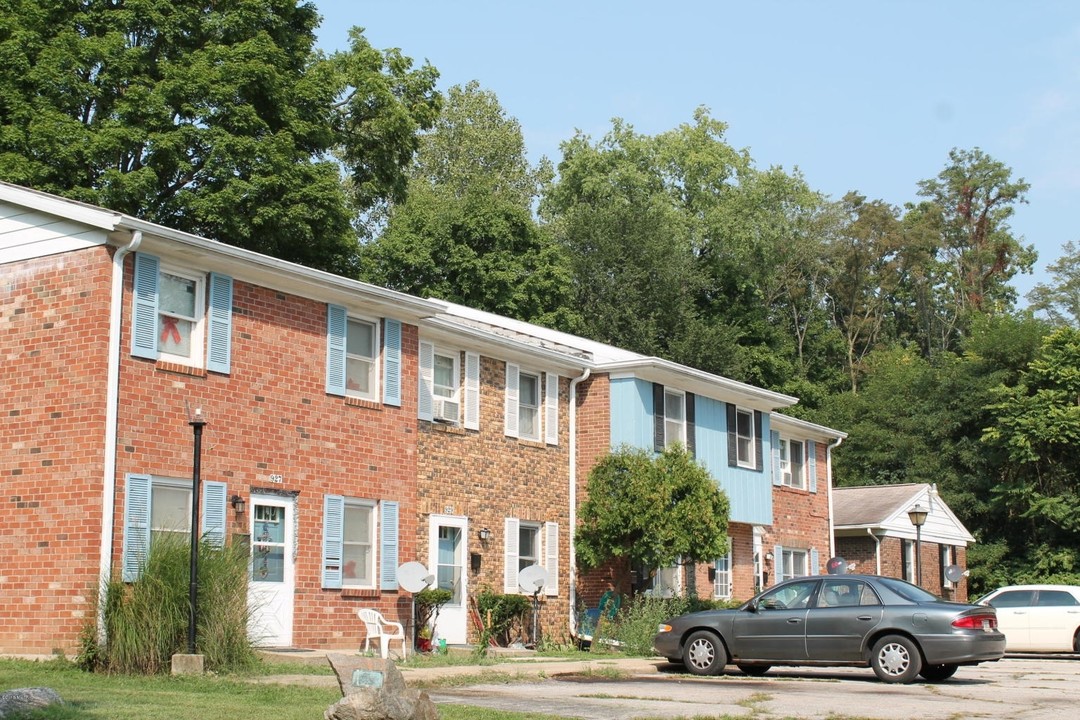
[907,503,928,586]
[230,495,246,514]
[478,527,492,542]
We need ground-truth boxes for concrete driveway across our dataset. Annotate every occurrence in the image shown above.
[428,655,1080,720]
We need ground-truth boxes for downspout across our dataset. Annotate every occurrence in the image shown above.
[567,367,591,637]
[826,436,843,559]
[99,230,142,638]
[867,528,882,575]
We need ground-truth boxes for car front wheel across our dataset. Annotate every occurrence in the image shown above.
[870,634,922,684]
[919,663,958,682]
[683,630,728,676]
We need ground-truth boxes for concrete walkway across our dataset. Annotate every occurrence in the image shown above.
[253,648,662,688]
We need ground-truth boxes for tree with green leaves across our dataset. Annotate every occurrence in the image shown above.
[0,1,440,275]
[1027,240,1080,327]
[359,81,577,327]
[575,445,730,583]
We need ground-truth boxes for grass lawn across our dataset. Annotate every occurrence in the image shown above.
[0,657,576,720]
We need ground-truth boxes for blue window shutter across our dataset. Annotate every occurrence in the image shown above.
[326,305,347,396]
[418,341,434,421]
[201,481,227,547]
[122,474,152,582]
[322,495,344,589]
[382,318,402,406]
[131,253,159,359]
[808,441,818,493]
[773,545,784,581]
[206,273,233,374]
[652,383,665,452]
[545,372,559,446]
[380,501,400,591]
[810,548,820,576]
[771,430,782,486]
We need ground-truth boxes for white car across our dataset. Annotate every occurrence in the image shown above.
[975,585,1080,652]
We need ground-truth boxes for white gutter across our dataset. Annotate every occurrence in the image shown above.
[98,230,142,639]
[567,367,590,636]
[826,436,844,559]
[868,528,882,574]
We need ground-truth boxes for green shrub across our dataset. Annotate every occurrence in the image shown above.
[475,591,530,650]
[86,533,256,674]
[606,593,741,656]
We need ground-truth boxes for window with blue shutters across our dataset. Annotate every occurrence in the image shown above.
[321,495,399,591]
[130,252,232,372]
[121,474,227,581]
[325,305,385,402]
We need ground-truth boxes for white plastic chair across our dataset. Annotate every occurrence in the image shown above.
[358,608,407,660]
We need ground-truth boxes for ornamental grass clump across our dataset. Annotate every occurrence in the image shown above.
[81,533,256,674]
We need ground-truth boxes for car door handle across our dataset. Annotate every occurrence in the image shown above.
[857,615,875,621]
[787,618,802,624]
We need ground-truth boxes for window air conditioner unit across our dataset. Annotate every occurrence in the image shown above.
[433,398,460,423]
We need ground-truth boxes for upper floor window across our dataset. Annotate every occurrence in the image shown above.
[779,438,805,489]
[735,407,755,468]
[158,268,204,365]
[131,253,233,373]
[345,317,378,400]
[664,390,686,447]
[518,370,541,441]
[432,349,461,422]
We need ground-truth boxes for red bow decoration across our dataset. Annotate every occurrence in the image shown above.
[160,316,182,345]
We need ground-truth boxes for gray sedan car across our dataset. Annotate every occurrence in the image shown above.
[654,574,1005,683]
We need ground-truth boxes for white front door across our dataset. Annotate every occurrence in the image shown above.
[428,515,467,644]
[248,495,294,647]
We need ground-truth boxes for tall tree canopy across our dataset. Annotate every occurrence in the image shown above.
[0,0,440,274]
[359,81,577,327]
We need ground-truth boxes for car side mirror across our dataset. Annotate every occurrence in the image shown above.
[745,600,759,613]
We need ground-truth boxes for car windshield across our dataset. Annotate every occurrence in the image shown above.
[875,576,942,602]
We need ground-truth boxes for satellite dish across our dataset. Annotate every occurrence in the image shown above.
[518,564,548,594]
[826,556,847,575]
[944,564,967,583]
[398,561,434,593]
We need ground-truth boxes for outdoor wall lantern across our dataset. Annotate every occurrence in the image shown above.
[478,527,492,542]
[230,495,246,514]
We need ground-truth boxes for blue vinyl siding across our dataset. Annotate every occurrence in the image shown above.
[609,378,654,448]
[608,378,774,526]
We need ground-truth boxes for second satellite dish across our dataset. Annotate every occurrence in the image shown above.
[517,564,548,594]
[944,564,967,583]
[825,556,847,575]
[398,561,434,593]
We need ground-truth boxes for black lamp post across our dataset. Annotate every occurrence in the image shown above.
[907,503,928,586]
[187,407,207,655]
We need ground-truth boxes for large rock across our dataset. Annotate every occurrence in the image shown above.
[325,654,438,720]
[0,687,64,718]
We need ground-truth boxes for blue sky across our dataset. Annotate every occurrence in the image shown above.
[313,1,1080,301]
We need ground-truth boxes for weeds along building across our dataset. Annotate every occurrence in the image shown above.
[1,181,846,654]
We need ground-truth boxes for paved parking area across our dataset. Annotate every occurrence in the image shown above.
[429,656,1080,719]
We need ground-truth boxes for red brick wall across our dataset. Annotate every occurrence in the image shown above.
[573,374,618,607]
[1,249,115,653]
[765,440,832,583]
[416,356,573,643]
[111,257,422,651]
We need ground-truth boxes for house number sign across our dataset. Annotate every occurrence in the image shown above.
[269,474,284,484]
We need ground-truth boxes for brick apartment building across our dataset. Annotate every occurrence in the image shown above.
[1,181,858,656]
